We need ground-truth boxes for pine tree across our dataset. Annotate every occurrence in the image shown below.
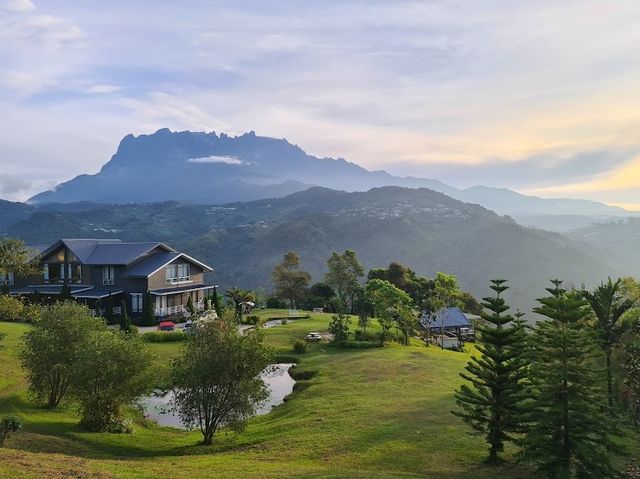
[119,300,131,333]
[186,295,195,316]
[453,279,529,464]
[521,280,620,479]
[141,292,155,326]
[211,293,222,318]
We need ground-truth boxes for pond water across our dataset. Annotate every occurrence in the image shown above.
[140,363,296,429]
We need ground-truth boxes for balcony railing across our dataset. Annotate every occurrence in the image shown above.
[154,301,205,318]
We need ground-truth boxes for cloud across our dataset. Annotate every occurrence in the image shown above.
[3,0,35,12]
[187,155,245,165]
[85,84,122,94]
[2,1,640,205]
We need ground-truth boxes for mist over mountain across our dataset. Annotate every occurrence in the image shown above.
[7,186,619,312]
[27,129,629,221]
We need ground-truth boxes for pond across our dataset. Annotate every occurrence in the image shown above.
[140,363,296,429]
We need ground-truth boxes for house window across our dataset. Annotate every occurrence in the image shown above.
[43,263,49,282]
[131,293,143,313]
[166,264,190,284]
[165,265,177,284]
[103,266,115,285]
[178,264,190,282]
[1,272,13,286]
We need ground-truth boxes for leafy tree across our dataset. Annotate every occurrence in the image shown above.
[0,295,24,322]
[119,300,131,333]
[141,291,155,326]
[431,272,464,310]
[453,280,529,464]
[329,311,351,345]
[0,416,21,447]
[462,291,483,315]
[20,302,106,408]
[186,295,196,316]
[395,306,418,346]
[172,318,271,445]
[324,250,364,312]
[365,279,412,344]
[0,238,38,280]
[73,330,153,432]
[522,280,619,478]
[272,252,311,308]
[582,278,635,407]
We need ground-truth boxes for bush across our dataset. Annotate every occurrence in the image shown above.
[0,416,21,446]
[292,339,307,354]
[19,303,41,323]
[354,329,379,342]
[0,295,24,322]
[141,330,187,343]
[288,368,317,381]
[243,315,260,325]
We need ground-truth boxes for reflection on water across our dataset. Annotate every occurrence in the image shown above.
[140,363,296,429]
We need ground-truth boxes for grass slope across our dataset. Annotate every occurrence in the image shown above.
[0,313,622,478]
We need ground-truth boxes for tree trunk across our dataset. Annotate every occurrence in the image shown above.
[606,350,613,408]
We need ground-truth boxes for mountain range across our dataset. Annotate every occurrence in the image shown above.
[27,129,633,225]
[3,186,619,312]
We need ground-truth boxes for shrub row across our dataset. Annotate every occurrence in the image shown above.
[141,331,187,343]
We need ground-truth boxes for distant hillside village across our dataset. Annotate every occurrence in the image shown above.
[2,238,480,351]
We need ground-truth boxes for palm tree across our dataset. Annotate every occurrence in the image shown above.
[225,288,255,322]
[583,278,635,407]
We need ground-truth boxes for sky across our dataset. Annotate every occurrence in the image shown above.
[2,1,640,208]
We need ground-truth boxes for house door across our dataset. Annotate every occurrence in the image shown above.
[168,295,175,307]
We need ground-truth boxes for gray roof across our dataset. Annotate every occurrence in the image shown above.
[39,239,175,265]
[421,307,471,329]
[123,252,181,277]
[86,242,171,265]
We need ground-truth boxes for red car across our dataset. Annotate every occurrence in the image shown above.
[158,321,175,331]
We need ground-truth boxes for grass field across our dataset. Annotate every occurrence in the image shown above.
[0,312,634,478]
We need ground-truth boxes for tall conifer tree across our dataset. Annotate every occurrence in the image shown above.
[453,279,529,463]
[522,280,619,478]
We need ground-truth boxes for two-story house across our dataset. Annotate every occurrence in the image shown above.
[9,238,216,318]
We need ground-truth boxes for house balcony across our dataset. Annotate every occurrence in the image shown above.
[154,301,204,318]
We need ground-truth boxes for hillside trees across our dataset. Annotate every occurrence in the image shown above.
[365,279,413,344]
[272,251,311,308]
[74,330,153,432]
[582,278,635,407]
[20,302,107,408]
[453,280,529,464]
[522,280,619,478]
[0,238,38,281]
[172,318,271,445]
[325,250,364,312]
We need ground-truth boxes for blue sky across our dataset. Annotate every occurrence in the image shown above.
[2,0,640,208]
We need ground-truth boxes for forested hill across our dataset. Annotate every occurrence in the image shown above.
[4,186,617,311]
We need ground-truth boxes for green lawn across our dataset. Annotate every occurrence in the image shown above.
[0,313,631,478]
